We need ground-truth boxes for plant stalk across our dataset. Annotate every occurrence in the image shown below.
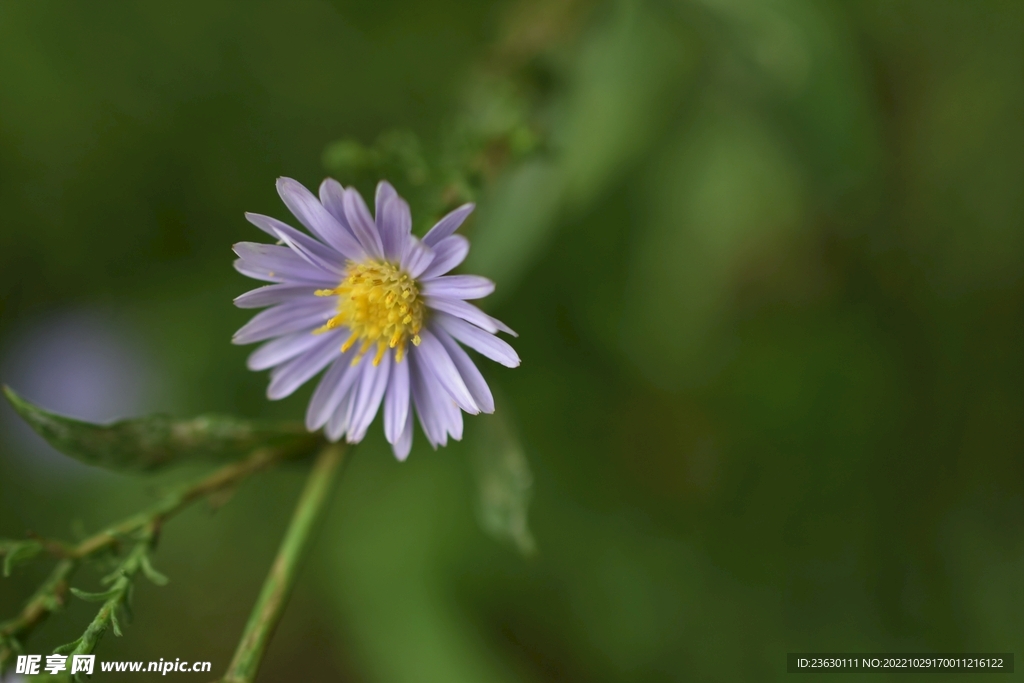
[0,441,314,671]
[219,443,346,683]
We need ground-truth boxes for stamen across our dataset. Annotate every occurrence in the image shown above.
[320,260,424,366]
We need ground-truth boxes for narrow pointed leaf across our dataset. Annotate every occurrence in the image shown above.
[2,541,42,577]
[52,638,83,656]
[70,586,122,603]
[3,385,318,472]
[139,555,169,586]
[110,609,123,637]
[471,410,537,556]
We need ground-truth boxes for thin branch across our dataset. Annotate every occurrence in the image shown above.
[58,530,160,659]
[0,559,76,665]
[0,440,318,671]
[218,443,346,683]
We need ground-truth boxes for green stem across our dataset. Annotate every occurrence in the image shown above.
[219,443,346,683]
[0,442,313,673]
[0,559,76,665]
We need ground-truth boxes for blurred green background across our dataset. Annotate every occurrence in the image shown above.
[1,0,1021,680]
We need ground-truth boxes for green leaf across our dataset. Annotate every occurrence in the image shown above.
[466,160,563,299]
[139,554,169,586]
[52,638,83,656]
[110,609,123,637]
[2,540,42,577]
[557,0,694,210]
[2,633,25,658]
[471,410,537,556]
[3,385,317,472]
[70,587,122,603]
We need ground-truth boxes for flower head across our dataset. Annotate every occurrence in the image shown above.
[232,178,520,460]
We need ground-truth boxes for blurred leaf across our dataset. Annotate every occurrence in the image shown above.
[466,160,563,297]
[686,0,881,194]
[2,385,317,473]
[322,130,437,222]
[139,555,169,586]
[325,131,432,184]
[51,638,82,656]
[1,540,43,577]
[557,0,694,209]
[621,104,805,388]
[70,586,121,603]
[472,410,536,556]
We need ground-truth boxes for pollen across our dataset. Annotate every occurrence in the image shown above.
[314,260,424,366]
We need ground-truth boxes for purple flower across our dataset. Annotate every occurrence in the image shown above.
[232,178,520,460]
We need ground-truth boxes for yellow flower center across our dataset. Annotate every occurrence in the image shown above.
[314,260,424,365]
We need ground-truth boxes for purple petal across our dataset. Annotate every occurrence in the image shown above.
[346,354,391,442]
[400,238,435,279]
[342,188,384,258]
[424,297,517,336]
[423,203,475,246]
[419,235,469,280]
[247,329,328,371]
[276,177,366,260]
[410,352,446,448]
[306,350,360,430]
[233,243,336,285]
[436,376,463,442]
[244,213,345,272]
[326,366,363,442]
[378,191,412,262]
[270,226,345,277]
[244,212,290,239]
[266,332,344,399]
[232,298,336,345]
[433,325,495,413]
[234,283,319,309]
[416,329,479,414]
[384,355,410,446]
[375,180,397,220]
[434,312,520,367]
[392,408,414,461]
[422,275,495,300]
[318,178,353,232]
[446,396,464,441]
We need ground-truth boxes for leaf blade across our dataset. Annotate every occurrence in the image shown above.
[3,385,317,473]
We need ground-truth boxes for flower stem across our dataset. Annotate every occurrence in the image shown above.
[219,443,346,683]
[0,441,315,671]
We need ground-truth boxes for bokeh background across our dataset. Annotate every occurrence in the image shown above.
[1,0,1021,680]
